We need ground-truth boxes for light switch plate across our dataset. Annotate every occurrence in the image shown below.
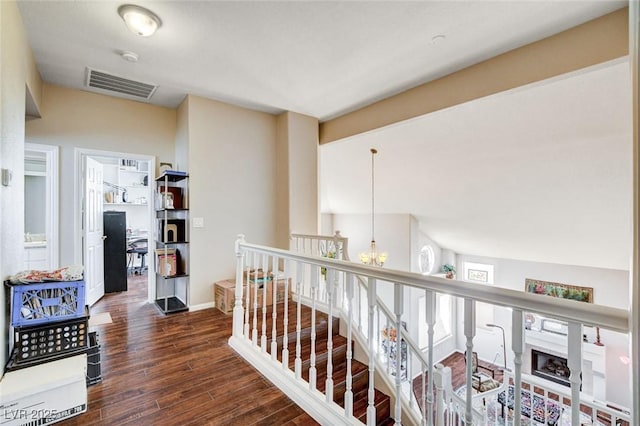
[1,168,12,186]
[193,217,204,228]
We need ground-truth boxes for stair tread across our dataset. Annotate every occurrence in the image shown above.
[252,299,396,425]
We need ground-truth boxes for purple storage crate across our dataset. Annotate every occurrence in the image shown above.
[10,280,86,327]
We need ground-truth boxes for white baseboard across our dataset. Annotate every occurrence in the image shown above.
[189,302,215,312]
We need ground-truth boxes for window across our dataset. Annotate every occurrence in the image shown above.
[418,244,435,275]
[418,293,452,348]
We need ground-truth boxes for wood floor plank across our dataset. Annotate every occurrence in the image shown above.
[57,274,318,426]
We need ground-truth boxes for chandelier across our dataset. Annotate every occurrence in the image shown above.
[359,148,388,267]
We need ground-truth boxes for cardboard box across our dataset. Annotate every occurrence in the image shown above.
[0,355,87,425]
[214,275,293,315]
[214,280,236,314]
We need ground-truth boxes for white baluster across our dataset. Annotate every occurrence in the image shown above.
[325,268,335,403]
[385,316,392,375]
[243,251,252,338]
[271,256,278,361]
[394,283,404,426]
[421,361,427,426]
[357,281,363,333]
[434,363,446,426]
[344,273,354,418]
[233,234,246,338]
[282,259,290,370]
[261,254,268,353]
[426,289,436,424]
[251,253,259,346]
[512,309,524,426]
[463,298,475,425]
[367,277,377,426]
[295,261,303,380]
[567,321,583,426]
[309,264,319,391]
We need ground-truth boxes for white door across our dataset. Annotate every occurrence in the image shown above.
[84,157,105,306]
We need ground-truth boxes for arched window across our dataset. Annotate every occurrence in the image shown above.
[418,244,435,275]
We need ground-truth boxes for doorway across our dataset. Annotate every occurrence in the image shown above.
[74,148,155,306]
[24,143,59,270]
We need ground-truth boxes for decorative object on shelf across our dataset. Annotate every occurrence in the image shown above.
[524,278,593,303]
[381,323,407,380]
[359,148,387,267]
[594,326,604,346]
[159,162,172,174]
[104,181,127,203]
[161,191,174,209]
[525,313,536,330]
[442,263,456,279]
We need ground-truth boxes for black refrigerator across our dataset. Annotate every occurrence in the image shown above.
[103,211,127,293]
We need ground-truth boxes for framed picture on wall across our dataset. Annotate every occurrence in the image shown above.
[524,278,593,303]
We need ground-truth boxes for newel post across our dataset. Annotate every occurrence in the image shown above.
[233,234,246,338]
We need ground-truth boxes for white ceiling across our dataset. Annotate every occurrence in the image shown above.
[17,1,632,270]
[321,60,632,271]
[18,1,624,120]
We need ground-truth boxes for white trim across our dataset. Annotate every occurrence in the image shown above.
[228,335,362,426]
[74,148,155,302]
[189,302,215,312]
[25,143,59,269]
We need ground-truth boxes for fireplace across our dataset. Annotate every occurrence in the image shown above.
[531,349,578,388]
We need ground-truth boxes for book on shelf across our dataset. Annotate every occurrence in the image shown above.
[155,248,176,255]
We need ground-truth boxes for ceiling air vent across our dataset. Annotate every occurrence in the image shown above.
[86,68,157,100]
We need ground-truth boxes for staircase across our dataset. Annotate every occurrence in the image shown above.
[260,300,395,425]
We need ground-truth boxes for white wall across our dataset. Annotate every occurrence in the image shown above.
[332,213,412,305]
[184,95,277,307]
[25,84,176,266]
[1,0,43,369]
[455,253,630,408]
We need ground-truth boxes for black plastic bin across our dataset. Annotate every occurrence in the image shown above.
[86,331,102,386]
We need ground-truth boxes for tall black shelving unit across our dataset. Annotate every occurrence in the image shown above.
[154,172,189,314]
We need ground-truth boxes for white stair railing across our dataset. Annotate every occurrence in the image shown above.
[229,234,631,426]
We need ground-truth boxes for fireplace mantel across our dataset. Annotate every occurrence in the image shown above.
[524,328,606,401]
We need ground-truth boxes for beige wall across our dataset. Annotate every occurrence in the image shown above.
[0,0,43,368]
[184,95,277,307]
[26,84,177,265]
[287,112,319,239]
[275,112,319,249]
[275,114,290,249]
[175,97,189,171]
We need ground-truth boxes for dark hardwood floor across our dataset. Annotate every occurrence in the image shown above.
[59,274,318,426]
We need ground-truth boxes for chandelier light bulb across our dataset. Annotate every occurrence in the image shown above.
[360,148,387,267]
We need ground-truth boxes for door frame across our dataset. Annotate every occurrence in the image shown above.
[74,148,156,303]
[25,143,59,269]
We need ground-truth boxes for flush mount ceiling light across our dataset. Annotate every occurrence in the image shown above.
[118,4,162,37]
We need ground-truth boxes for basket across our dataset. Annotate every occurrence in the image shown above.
[12,308,89,365]
[9,280,85,327]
